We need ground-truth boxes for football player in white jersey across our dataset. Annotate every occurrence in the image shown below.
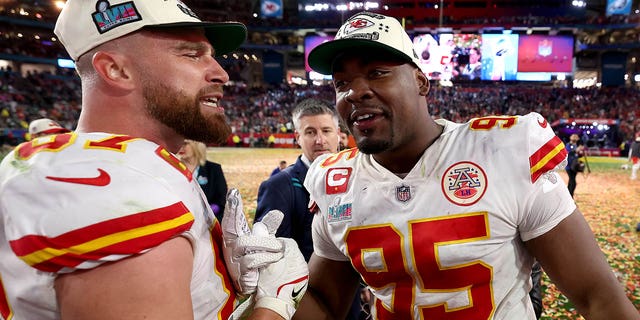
[0,1,307,319]
[291,11,640,320]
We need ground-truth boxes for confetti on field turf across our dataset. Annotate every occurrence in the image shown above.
[541,170,640,319]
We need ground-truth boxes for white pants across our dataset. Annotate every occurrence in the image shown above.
[632,163,640,180]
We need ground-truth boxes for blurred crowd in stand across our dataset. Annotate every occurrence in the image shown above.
[2,3,640,61]
[2,1,640,151]
[1,68,639,151]
[3,1,638,29]
[0,68,80,146]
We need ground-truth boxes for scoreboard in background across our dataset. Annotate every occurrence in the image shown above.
[304,32,575,82]
[411,32,574,82]
[304,35,333,80]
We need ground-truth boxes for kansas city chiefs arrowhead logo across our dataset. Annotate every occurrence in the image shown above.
[343,18,374,35]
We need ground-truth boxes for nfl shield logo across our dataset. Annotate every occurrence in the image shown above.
[538,39,552,57]
[396,185,411,202]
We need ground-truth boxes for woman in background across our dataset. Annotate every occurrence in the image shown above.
[178,140,228,221]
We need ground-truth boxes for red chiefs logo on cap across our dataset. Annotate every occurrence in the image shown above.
[325,167,352,194]
[343,17,374,35]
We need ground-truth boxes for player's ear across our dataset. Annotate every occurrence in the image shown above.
[92,50,135,91]
[416,69,430,96]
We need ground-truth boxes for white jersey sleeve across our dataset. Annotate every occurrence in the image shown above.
[306,149,358,262]
[2,134,196,273]
[0,132,238,320]
[310,197,350,261]
[517,113,576,240]
[304,113,575,320]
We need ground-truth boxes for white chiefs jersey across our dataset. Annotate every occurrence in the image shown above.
[0,132,237,319]
[305,113,575,320]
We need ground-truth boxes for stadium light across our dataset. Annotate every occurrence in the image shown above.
[57,58,75,69]
[572,0,587,7]
[304,3,330,12]
[307,2,378,12]
[364,2,379,10]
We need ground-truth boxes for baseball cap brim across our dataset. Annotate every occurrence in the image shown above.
[39,128,71,135]
[308,38,415,75]
[151,22,247,57]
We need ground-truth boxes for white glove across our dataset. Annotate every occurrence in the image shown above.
[255,237,309,320]
[222,189,284,294]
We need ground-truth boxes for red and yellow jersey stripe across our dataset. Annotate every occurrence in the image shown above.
[9,202,194,273]
[529,136,567,183]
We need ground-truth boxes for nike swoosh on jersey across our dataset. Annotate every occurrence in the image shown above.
[292,282,307,299]
[46,168,111,186]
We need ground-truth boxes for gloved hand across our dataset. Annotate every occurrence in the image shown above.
[222,189,284,294]
[255,237,309,320]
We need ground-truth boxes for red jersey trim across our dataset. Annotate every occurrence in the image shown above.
[9,202,194,272]
[210,221,237,317]
[529,136,567,183]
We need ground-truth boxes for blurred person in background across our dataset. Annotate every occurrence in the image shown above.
[565,133,585,197]
[28,118,70,139]
[271,160,288,177]
[177,139,228,221]
[627,132,640,180]
[256,98,341,261]
[339,121,352,151]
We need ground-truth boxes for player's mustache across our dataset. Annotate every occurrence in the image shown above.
[198,86,224,99]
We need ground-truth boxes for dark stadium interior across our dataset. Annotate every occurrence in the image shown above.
[1,0,640,155]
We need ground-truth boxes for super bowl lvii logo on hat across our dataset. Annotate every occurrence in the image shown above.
[92,1,142,34]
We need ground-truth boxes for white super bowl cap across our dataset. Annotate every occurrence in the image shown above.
[29,118,70,136]
[54,0,247,60]
[308,11,421,75]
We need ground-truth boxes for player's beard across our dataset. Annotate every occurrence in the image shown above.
[142,81,231,144]
[355,131,394,155]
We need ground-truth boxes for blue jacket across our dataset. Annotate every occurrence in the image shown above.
[565,142,581,171]
[255,156,314,261]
